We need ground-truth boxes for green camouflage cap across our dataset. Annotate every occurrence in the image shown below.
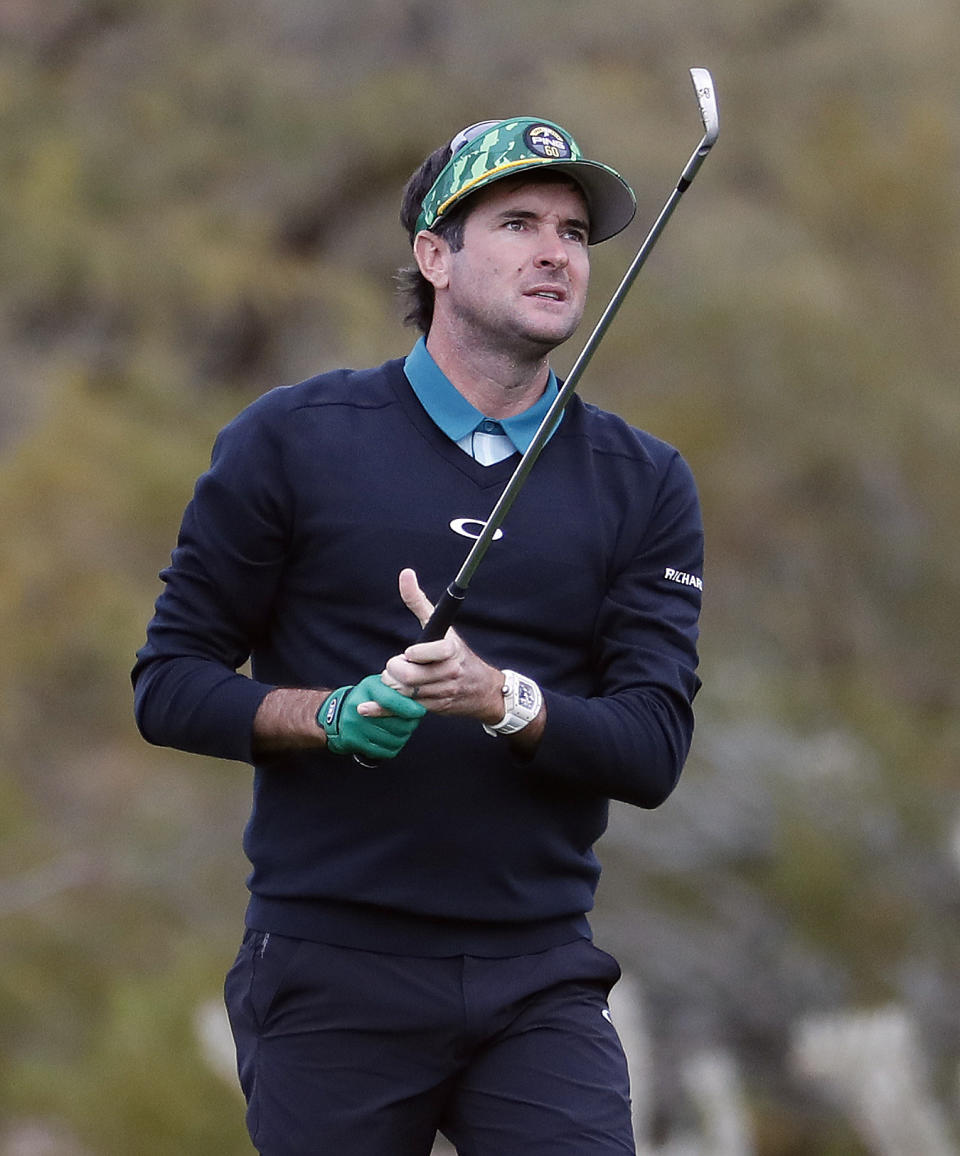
[415,117,637,244]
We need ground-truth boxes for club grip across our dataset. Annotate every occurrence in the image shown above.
[417,583,466,643]
[353,583,467,769]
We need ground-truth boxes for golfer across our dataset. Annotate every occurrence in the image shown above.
[133,116,703,1155]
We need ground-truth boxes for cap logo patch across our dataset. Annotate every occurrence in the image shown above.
[524,124,572,160]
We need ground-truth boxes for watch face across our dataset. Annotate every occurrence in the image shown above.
[517,681,537,711]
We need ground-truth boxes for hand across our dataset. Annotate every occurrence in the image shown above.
[318,674,426,760]
[375,569,505,724]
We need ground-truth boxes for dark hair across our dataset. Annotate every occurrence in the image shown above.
[396,143,468,335]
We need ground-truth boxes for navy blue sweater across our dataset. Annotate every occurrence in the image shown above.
[133,358,703,955]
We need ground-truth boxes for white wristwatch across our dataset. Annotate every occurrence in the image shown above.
[483,669,543,736]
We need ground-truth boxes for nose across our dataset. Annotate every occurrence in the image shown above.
[534,226,569,269]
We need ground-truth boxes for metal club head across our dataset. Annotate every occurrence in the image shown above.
[689,68,719,150]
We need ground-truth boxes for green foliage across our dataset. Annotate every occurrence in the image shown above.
[4,927,250,1155]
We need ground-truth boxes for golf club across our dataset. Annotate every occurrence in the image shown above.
[418,67,719,644]
[354,68,718,765]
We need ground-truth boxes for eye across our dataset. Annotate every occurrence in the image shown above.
[562,226,588,245]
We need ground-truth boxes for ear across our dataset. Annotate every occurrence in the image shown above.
[413,230,451,290]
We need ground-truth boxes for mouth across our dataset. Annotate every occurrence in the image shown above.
[524,285,568,303]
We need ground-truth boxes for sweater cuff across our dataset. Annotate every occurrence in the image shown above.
[134,656,276,765]
[519,686,684,809]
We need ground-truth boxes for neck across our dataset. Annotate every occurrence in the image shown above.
[425,329,552,420]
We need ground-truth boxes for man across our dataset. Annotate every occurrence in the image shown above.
[133,116,703,1155]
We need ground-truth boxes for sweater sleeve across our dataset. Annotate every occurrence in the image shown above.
[131,401,291,764]
[526,450,703,808]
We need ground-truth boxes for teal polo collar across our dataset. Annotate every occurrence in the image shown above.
[403,337,560,454]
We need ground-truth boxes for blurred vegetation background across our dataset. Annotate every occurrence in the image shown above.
[1,0,958,1152]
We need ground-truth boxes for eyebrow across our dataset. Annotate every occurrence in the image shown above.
[494,208,591,234]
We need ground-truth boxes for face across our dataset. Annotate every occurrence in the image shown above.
[425,176,591,358]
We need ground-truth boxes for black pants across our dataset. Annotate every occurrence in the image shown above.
[225,931,636,1156]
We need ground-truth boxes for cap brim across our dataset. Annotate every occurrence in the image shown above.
[548,159,637,243]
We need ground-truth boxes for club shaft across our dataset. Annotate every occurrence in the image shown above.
[417,127,716,644]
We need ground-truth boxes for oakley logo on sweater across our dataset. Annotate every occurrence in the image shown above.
[450,518,505,542]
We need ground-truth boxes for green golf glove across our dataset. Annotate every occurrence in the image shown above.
[318,674,427,761]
